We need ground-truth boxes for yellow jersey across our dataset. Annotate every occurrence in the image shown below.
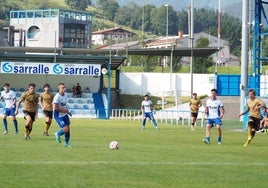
[189,98,202,113]
[40,92,54,111]
[247,98,266,119]
[20,91,39,112]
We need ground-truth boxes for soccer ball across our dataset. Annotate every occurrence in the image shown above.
[109,141,119,150]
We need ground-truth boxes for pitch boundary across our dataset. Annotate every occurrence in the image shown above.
[1,161,268,166]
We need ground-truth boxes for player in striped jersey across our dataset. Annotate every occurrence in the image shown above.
[0,83,18,135]
[141,95,159,130]
[203,89,225,145]
[53,83,72,148]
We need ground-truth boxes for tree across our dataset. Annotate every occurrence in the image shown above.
[97,0,119,21]
[128,55,157,72]
[0,0,20,25]
[172,56,183,73]
[194,38,214,73]
[176,10,189,34]
[65,0,92,11]
[150,5,178,35]
[143,56,158,72]
[114,3,156,42]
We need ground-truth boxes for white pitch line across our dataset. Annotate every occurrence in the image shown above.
[1,161,268,166]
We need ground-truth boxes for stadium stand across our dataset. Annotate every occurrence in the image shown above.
[92,93,106,119]
[0,89,98,119]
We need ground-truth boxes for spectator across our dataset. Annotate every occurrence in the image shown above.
[85,87,90,93]
[76,83,82,98]
[72,85,76,96]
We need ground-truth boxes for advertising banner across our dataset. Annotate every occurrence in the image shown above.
[0,62,101,76]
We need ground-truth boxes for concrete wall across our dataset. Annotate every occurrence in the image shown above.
[119,73,268,97]
[119,73,215,97]
[11,17,59,48]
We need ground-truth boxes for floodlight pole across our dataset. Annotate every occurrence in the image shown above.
[107,58,111,119]
[165,4,169,48]
[107,33,112,119]
[240,0,249,121]
[190,0,194,96]
[142,0,145,43]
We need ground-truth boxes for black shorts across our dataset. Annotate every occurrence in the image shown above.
[43,110,53,119]
[23,110,36,121]
[248,116,261,131]
[191,112,198,119]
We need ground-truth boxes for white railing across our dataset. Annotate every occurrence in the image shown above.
[111,109,205,127]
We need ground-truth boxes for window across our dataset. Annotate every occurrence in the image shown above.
[27,26,40,39]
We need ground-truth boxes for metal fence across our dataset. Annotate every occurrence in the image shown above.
[111,109,206,127]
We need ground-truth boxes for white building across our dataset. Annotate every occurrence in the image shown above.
[92,27,135,46]
[10,9,92,48]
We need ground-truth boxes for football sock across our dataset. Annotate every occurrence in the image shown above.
[25,125,30,135]
[3,119,7,130]
[57,129,65,136]
[28,126,32,134]
[206,137,210,142]
[218,137,222,143]
[251,130,256,139]
[142,119,146,126]
[45,122,51,132]
[247,125,253,140]
[152,119,157,127]
[13,119,18,132]
[65,132,70,143]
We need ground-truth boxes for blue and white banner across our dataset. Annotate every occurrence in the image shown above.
[0,62,101,76]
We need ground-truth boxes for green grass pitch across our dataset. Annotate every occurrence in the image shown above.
[0,118,268,188]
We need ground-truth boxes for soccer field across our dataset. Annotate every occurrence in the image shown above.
[0,118,268,188]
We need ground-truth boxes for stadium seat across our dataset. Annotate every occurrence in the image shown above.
[78,99,84,104]
[87,99,94,103]
[16,93,21,97]
[83,104,89,109]
[19,88,25,92]
[74,104,80,109]
[70,109,81,115]
[82,93,93,98]
[68,99,74,103]
[67,104,75,109]
[82,109,96,116]
[66,93,74,98]
[89,103,95,109]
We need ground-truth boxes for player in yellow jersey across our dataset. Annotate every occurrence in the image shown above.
[15,83,39,140]
[189,93,202,130]
[40,84,54,136]
[238,89,266,147]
